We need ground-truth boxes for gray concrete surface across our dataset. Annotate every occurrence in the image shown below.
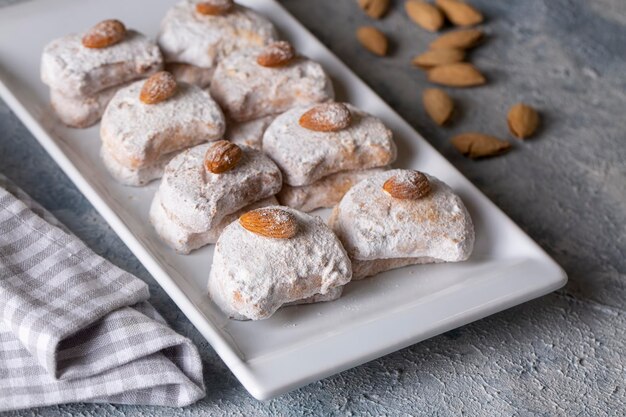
[1,0,625,415]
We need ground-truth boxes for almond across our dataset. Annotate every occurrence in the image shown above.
[423,88,454,125]
[239,207,298,239]
[358,0,390,19]
[140,71,177,104]
[356,26,388,56]
[405,0,445,32]
[435,0,483,26]
[204,140,242,173]
[196,0,234,16]
[257,41,296,67]
[507,103,539,139]
[412,48,465,69]
[451,133,511,158]
[383,171,431,200]
[428,63,485,87]
[430,28,483,50]
[82,19,126,49]
[299,102,352,132]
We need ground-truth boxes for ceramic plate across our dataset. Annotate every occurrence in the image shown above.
[0,0,567,400]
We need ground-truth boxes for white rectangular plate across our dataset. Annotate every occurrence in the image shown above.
[0,0,567,400]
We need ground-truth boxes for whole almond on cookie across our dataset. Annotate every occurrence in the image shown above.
[140,71,177,104]
[358,0,390,19]
[435,0,483,26]
[204,140,243,173]
[240,207,298,239]
[430,28,483,50]
[405,0,445,32]
[423,88,454,125]
[257,41,296,67]
[196,0,234,16]
[383,171,431,200]
[451,133,511,158]
[428,63,485,87]
[507,103,540,139]
[299,102,352,132]
[356,26,388,56]
[412,48,465,69]
[82,19,126,49]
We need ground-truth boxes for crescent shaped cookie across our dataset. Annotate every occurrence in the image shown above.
[208,206,352,320]
[263,103,396,187]
[209,48,334,122]
[158,1,277,78]
[100,80,225,186]
[329,169,475,280]
[150,142,283,253]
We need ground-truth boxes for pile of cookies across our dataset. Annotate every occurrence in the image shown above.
[40,0,475,321]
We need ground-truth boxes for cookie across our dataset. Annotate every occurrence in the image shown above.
[226,115,275,150]
[263,103,396,186]
[209,44,334,122]
[208,206,352,320]
[329,169,475,279]
[100,78,225,184]
[50,84,123,128]
[150,142,282,252]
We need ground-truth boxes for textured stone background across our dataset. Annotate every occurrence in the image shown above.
[1,0,625,415]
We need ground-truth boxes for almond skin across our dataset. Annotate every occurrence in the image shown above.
[405,0,445,32]
[299,102,352,132]
[435,0,483,26]
[196,0,234,16]
[257,41,296,67]
[430,28,483,50]
[507,103,540,139]
[423,88,454,125]
[451,133,511,158]
[428,63,485,87]
[239,207,298,239]
[139,71,177,104]
[82,19,126,49]
[412,48,465,69]
[383,171,431,200]
[356,26,388,56]
[358,0,390,19]
[204,140,243,173]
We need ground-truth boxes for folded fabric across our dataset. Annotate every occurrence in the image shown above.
[0,175,205,411]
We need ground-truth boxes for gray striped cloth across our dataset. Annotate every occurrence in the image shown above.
[0,175,205,411]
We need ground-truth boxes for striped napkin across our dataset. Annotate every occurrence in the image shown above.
[0,175,205,411]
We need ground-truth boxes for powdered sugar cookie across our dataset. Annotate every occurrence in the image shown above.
[100,74,225,185]
[150,142,282,253]
[329,169,475,280]
[263,103,396,187]
[50,84,124,128]
[158,0,277,81]
[208,206,352,320]
[210,43,334,122]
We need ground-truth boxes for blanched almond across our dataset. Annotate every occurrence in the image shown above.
[383,171,431,200]
[405,0,445,32]
[451,133,511,158]
[423,88,454,125]
[139,71,177,104]
[435,0,483,26]
[430,28,483,50]
[257,41,296,67]
[412,48,465,69]
[299,102,352,132]
[82,19,126,49]
[428,63,485,87]
[507,103,540,139]
[356,26,388,56]
[239,207,298,239]
[204,140,242,173]
[358,0,390,19]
